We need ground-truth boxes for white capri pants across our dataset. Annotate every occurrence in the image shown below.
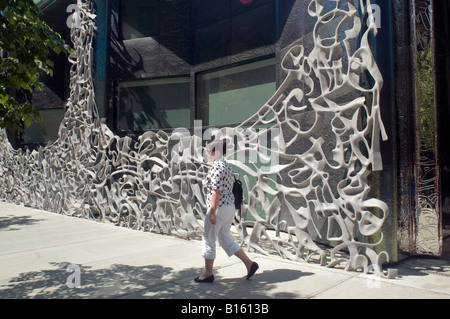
[202,205,241,260]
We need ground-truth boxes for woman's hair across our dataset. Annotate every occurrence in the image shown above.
[206,139,227,155]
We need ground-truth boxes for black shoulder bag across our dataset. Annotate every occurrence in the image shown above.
[232,176,244,216]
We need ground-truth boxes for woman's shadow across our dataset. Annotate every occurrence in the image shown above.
[210,268,314,299]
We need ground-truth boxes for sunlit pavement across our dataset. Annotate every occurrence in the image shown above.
[0,201,449,300]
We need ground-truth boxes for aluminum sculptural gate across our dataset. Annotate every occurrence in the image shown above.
[0,0,397,278]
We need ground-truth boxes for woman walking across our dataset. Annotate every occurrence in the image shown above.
[194,139,259,283]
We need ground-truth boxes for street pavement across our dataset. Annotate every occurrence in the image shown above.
[0,201,449,301]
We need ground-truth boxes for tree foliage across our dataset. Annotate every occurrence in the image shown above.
[417,47,436,151]
[0,0,69,130]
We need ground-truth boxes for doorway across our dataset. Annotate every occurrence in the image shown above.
[435,0,450,255]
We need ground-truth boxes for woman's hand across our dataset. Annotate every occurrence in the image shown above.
[209,189,221,225]
[209,212,217,225]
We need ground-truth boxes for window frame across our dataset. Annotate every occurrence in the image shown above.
[115,76,191,133]
[194,55,277,128]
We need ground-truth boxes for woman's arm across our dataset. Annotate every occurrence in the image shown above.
[209,189,221,225]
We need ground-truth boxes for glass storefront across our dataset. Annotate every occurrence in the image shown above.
[117,77,190,131]
[23,109,65,144]
[196,58,276,127]
[113,0,279,132]
[115,57,276,132]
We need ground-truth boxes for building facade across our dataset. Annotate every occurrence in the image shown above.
[1,0,449,275]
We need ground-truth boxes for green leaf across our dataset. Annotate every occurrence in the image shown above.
[0,0,70,130]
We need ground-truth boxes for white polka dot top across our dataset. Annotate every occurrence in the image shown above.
[205,159,235,207]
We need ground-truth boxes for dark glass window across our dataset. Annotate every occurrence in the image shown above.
[23,109,65,144]
[231,1,276,54]
[196,57,276,126]
[120,0,160,40]
[113,1,278,133]
[117,77,190,131]
[194,0,276,64]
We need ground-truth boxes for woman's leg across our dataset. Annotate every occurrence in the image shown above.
[199,206,259,280]
[202,208,216,259]
[198,208,218,280]
[234,248,254,272]
[216,205,258,278]
[217,205,241,258]
[200,258,214,279]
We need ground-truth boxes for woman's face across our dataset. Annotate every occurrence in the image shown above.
[206,149,221,162]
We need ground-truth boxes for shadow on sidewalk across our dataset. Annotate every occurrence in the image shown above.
[0,262,191,299]
[0,215,44,231]
[207,269,314,299]
[0,262,311,299]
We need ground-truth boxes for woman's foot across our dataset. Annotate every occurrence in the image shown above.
[194,274,214,283]
[246,262,259,280]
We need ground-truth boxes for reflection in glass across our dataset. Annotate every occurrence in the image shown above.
[117,77,190,131]
[23,109,65,144]
[196,58,276,126]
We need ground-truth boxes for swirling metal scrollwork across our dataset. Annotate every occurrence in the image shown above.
[0,0,396,278]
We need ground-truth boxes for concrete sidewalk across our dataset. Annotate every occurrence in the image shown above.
[0,201,449,300]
